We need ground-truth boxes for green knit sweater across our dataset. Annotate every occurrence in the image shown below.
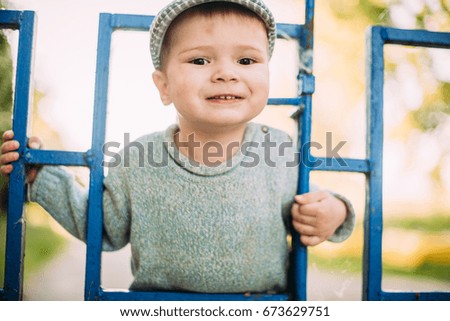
[30,122,355,293]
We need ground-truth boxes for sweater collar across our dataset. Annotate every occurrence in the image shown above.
[163,123,257,176]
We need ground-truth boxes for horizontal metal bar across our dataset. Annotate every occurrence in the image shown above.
[277,23,302,40]
[0,10,22,28]
[379,26,450,48]
[267,98,301,106]
[312,158,370,173]
[111,14,153,30]
[100,290,289,301]
[381,291,450,301]
[22,149,88,166]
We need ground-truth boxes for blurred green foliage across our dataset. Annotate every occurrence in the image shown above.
[0,213,67,288]
[385,214,450,232]
[311,252,450,282]
[329,0,450,134]
[310,215,449,282]
[0,32,13,113]
[0,0,13,215]
[328,0,390,24]
[412,83,450,131]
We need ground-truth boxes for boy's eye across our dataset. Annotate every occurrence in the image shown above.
[190,58,209,65]
[238,58,256,65]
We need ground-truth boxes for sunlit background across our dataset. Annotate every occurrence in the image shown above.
[0,0,449,300]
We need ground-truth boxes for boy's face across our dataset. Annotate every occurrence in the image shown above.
[153,12,270,133]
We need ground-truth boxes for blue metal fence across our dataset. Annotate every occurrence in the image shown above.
[1,1,449,301]
[364,26,450,301]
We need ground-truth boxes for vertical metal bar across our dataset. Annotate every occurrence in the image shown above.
[3,10,35,301]
[294,96,311,301]
[293,0,315,301]
[363,26,384,301]
[84,13,112,301]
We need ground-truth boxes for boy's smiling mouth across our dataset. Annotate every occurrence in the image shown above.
[207,95,243,101]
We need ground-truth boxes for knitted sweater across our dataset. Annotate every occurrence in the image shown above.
[30,122,355,293]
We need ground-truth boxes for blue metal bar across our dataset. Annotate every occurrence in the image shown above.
[277,23,302,40]
[299,74,315,95]
[1,10,35,301]
[294,96,310,302]
[100,290,288,301]
[313,158,370,173]
[380,291,450,301]
[0,10,22,28]
[267,98,301,106]
[292,0,315,302]
[382,27,450,48]
[363,25,385,302]
[23,149,88,166]
[111,14,153,30]
[84,12,112,301]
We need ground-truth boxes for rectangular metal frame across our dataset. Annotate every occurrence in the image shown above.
[88,4,315,301]
[364,26,450,301]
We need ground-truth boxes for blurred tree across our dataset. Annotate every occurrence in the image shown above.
[0,0,14,214]
[384,0,450,204]
[316,0,450,208]
[309,0,449,289]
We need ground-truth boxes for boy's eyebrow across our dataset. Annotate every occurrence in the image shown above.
[177,46,213,55]
[177,44,267,55]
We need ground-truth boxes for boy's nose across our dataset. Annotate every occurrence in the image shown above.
[211,62,239,83]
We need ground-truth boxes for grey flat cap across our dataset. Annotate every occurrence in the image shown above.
[149,0,276,69]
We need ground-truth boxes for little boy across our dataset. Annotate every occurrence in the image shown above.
[1,0,355,293]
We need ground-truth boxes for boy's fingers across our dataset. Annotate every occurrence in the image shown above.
[293,213,316,226]
[296,202,321,217]
[292,220,316,236]
[290,202,299,217]
[1,164,14,176]
[300,235,322,247]
[2,130,14,141]
[0,151,19,165]
[295,191,329,205]
[1,140,20,154]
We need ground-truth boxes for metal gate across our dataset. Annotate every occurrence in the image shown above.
[1,0,449,301]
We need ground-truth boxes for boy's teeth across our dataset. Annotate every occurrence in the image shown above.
[212,96,238,100]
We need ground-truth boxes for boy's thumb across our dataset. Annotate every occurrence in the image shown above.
[28,138,42,149]
[295,195,305,204]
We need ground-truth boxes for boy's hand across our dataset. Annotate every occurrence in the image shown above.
[291,191,347,246]
[1,130,42,183]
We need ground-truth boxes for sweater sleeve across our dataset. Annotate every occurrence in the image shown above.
[30,165,130,251]
[327,192,356,243]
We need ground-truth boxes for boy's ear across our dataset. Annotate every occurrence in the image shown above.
[152,70,172,105]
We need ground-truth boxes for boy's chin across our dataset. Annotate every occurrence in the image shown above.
[183,120,251,133]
